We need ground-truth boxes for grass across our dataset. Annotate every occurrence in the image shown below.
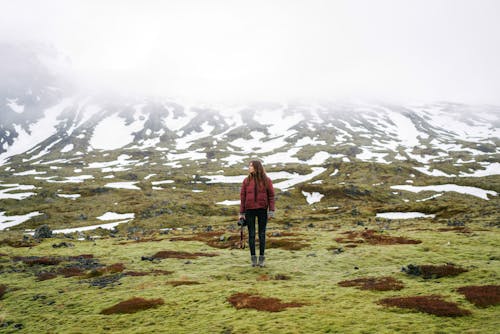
[0,218,499,333]
[0,153,499,332]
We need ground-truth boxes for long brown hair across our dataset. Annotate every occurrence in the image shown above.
[247,160,268,200]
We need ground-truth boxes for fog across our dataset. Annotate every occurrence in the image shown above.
[1,0,500,104]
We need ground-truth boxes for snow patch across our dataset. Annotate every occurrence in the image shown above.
[376,212,435,219]
[216,200,240,205]
[0,184,37,200]
[61,144,74,153]
[105,182,141,190]
[90,112,146,150]
[391,184,497,200]
[97,212,135,220]
[6,98,25,113]
[13,169,46,176]
[302,191,324,204]
[0,98,73,165]
[0,211,42,230]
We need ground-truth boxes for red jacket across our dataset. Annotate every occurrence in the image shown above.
[240,176,275,213]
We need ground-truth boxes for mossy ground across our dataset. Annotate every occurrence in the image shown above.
[0,218,498,333]
[0,151,499,332]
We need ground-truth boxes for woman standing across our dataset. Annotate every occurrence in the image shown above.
[239,160,275,267]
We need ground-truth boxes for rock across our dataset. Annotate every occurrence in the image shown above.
[271,232,282,237]
[354,266,359,270]
[356,221,365,227]
[307,253,317,257]
[34,225,52,239]
[401,264,421,276]
[447,220,465,227]
[14,323,24,330]
[307,223,315,228]
[88,274,123,288]
[205,225,213,232]
[332,248,344,254]
[141,256,154,261]
[1,321,13,328]
[52,242,74,248]
[32,294,47,301]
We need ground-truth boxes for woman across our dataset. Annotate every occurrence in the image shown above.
[239,160,275,267]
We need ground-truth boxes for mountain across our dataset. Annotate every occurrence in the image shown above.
[0,44,499,233]
[1,95,499,173]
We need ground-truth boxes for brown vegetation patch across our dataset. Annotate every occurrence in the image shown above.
[268,232,299,237]
[0,284,7,298]
[13,256,62,266]
[87,263,125,277]
[58,266,86,277]
[336,230,421,245]
[36,272,58,281]
[378,295,471,317]
[170,231,224,243]
[403,264,468,279]
[457,285,500,308]
[437,227,472,233]
[228,293,304,312]
[100,297,164,315]
[68,254,94,260]
[118,237,164,245]
[152,250,218,259]
[166,280,201,287]
[124,271,149,277]
[257,274,291,281]
[105,263,126,273]
[125,269,174,277]
[0,238,38,248]
[345,244,358,248]
[274,274,291,280]
[338,277,404,291]
[205,234,245,249]
[171,230,308,251]
[0,253,7,257]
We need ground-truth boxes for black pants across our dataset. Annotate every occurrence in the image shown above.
[246,208,268,256]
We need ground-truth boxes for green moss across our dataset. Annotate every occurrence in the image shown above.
[0,220,498,333]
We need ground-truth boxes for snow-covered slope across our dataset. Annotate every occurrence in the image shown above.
[1,96,499,178]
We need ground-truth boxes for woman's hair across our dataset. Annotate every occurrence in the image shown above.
[248,160,268,188]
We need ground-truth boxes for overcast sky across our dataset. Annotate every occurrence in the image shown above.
[1,0,499,104]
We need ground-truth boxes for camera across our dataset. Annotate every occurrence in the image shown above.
[237,217,247,227]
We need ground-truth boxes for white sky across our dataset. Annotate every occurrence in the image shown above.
[1,0,500,103]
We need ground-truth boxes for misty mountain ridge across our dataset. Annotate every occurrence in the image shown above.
[0,42,499,234]
[1,93,499,175]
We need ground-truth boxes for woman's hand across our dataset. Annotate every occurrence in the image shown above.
[268,211,274,219]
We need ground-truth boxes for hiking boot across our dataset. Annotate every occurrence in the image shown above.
[251,255,257,267]
[258,256,265,267]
